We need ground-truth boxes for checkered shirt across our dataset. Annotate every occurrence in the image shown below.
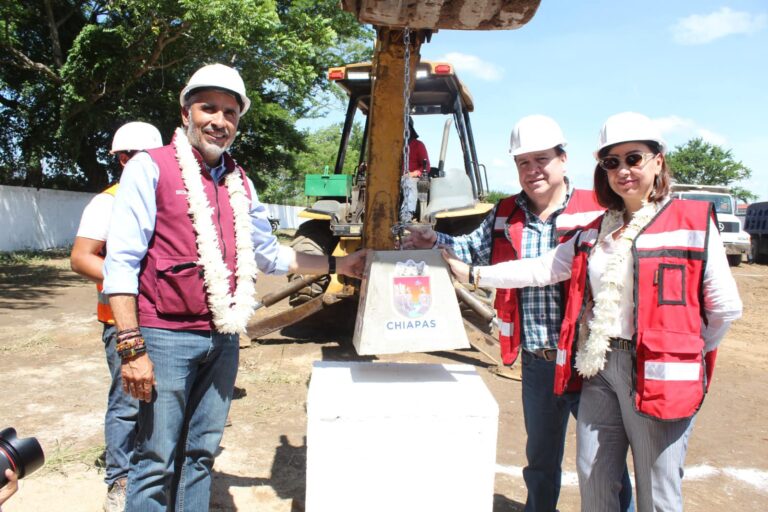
[435,191,570,351]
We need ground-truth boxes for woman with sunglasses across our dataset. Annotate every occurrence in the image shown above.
[442,112,742,511]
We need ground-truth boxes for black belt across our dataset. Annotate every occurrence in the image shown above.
[528,348,558,361]
[609,337,633,351]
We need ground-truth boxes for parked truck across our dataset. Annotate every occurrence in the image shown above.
[670,184,751,266]
[745,201,768,264]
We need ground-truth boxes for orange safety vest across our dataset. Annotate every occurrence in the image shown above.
[96,184,119,324]
[490,189,604,365]
[554,199,716,420]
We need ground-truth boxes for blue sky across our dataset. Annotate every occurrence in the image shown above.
[304,1,768,201]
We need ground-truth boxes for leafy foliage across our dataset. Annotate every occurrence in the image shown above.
[0,0,372,191]
[666,138,756,202]
[484,190,509,204]
[259,121,365,205]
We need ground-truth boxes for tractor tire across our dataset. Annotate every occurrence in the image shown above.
[287,220,337,306]
[727,254,742,267]
[751,239,768,264]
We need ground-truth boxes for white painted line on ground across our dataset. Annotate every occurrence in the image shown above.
[495,463,768,493]
[721,467,768,492]
[684,464,719,480]
[495,464,580,487]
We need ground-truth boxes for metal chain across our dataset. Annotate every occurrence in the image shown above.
[396,28,414,234]
[401,28,411,177]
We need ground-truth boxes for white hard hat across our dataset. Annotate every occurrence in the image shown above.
[179,63,251,116]
[510,115,567,156]
[596,112,667,156]
[110,122,163,154]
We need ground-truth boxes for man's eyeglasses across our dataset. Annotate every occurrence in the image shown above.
[598,152,657,172]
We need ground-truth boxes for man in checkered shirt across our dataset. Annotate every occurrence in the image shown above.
[402,115,633,512]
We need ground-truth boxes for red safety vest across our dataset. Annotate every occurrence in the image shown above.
[96,184,119,324]
[554,199,716,420]
[490,189,604,365]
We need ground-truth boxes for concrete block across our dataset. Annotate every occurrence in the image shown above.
[353,249,469,355]
[306,361,499,512]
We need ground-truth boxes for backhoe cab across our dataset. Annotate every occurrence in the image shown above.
[302,60,493,237]
[287,60,494,306]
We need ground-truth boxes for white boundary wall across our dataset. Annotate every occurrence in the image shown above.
[0,185,306,252]
[0,185,96,252]
[264,203,308,231]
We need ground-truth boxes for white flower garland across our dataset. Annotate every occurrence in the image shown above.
[175,127,257,334]
[574,201,659,377]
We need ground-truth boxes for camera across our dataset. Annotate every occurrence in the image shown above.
[0,427,45,487]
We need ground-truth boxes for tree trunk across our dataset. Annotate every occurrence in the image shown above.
[78,139,108,192]
[20,141,44,189]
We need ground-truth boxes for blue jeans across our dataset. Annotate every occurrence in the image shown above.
[103,324,139,486]
[521,351,634,512]
[125,328,239,511]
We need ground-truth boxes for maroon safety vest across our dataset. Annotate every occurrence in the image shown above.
[554,199,716,420]
[490,189,603,365]
[137,138,251,331]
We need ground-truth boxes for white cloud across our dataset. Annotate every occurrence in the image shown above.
[652,115,727,146]
[672,7,767,45]
[436,52,503,81]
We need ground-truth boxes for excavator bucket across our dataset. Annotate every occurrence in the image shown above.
[340,0,541,30]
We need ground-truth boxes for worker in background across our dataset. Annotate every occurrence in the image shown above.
[407,116,430,177]
[401,115,633,512]
[440,111,742,511]
[70,121,163,512]
[102,63,367,511]
[401,116,431,222]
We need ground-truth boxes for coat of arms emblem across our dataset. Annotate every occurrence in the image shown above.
[392,259,431,318]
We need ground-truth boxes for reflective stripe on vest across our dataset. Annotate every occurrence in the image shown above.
[490,189,604,366]
[554,199,714,420]
[96,185,118,324]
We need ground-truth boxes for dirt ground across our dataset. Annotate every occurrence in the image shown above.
[0,251,766,511]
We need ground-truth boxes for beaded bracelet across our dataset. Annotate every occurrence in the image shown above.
[116,336,145,350]
[117,337,146,360]
[119,345,147,361]
[116,327,141,339]
[117,332,142,344]
[116,339,144,352]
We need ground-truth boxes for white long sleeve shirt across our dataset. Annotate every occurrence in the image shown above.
[103,151,294,295]
[477,216,742,352]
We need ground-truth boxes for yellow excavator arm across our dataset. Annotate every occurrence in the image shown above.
[341,0,540,30]
[340,1,542,249]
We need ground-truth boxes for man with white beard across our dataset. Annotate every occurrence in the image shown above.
[103,64,366,511]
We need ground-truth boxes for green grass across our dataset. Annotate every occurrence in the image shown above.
[35,441,105,478]
[0,334,57,353]
[274,229,296,244]
[0,247,72,264]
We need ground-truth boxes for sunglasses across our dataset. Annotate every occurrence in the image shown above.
[598,152,657,171]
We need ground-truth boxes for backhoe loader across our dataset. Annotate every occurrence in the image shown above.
[247,1,542,345]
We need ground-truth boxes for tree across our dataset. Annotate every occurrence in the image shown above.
[295,121,365,176]
[485,190,509,204]
[666,138,756,202]
[260,121,365,205]
[0,0,372,192]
